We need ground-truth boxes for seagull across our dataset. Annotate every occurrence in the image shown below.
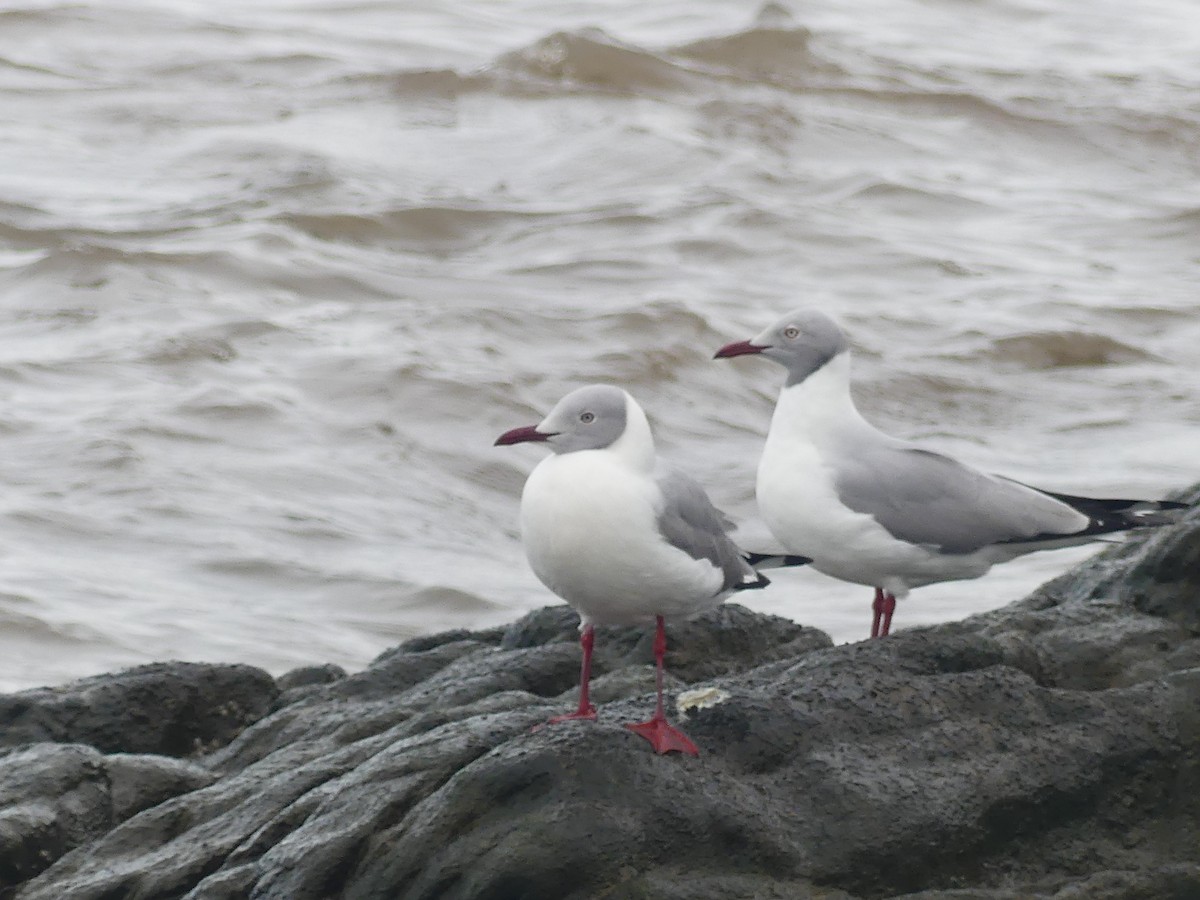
[715,308,1187,638]
[495,384,806,755]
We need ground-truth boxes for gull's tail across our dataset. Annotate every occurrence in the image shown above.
[731,551,811,592]
[1000,487,1191,550]
[742,551,813,570]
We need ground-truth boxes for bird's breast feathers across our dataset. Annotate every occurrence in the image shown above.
[519,453,724,619]
[757,434,879,556]
[756,426,963,589]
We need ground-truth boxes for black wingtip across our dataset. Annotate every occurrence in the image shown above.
[1004,492,1193,547]
[743,551,813,569]
[733,570,772,592]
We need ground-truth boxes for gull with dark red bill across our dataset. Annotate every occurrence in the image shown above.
[716,308,1188,638]
[495,384,807,756]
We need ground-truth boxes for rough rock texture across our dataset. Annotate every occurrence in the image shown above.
[0,743,213,892]
[0,662,279,756]
[1,486,1197,899]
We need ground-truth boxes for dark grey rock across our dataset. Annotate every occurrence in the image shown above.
[103,753,214,821]
[0,662,278,757]
[962,482,1200,692]
[0,744,108,891]
[584,664,685,705]
[499,603,581,648]
[0,743,214,893]
[274,663,349,709]
[324,639,503,703]
[396,625,506,653]
[896,863,1200,899]
[276,663,347,693]
[5,491,1199,900]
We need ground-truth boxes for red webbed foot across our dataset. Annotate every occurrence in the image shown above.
[625,716,700,756]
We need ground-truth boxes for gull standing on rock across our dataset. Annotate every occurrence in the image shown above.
[715,308,1187,638]
[496,384,803,756]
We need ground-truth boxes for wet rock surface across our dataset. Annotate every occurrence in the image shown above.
[2,487,1197,899]
[0,661,278,757]
[0,743,213,891]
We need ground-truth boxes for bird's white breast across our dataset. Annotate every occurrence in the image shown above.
[756,400,896,584]
[756,369,993,593]
[520,451,725,625]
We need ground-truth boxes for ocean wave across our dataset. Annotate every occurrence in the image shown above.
[400,585,505,616]
[0,53,77,87]
[984,332,1155,369]
[480,21,846,97]
[1132,205,1200,242]
[174,388,289,424]
[197,556,307,579]
[464,14,1083,129]
[674,25,825,87]
[141,320,287,366]
[861,371,1004,426]
[330,10,1180,159]
[357,67,488,97]
[0,243,261,294]
[0,597,98,644]
[148,52,346,83]
[840,180,998,218]
[279,200,577,253]
[0,5,90,26]
[491,28,697,94]
[78,437,142,471]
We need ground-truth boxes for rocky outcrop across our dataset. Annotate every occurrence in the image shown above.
[2,486,1197,899]
[0,662,278,756]
[0,743,213,890]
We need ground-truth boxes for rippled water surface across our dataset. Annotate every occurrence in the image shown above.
[1,0,1197,690]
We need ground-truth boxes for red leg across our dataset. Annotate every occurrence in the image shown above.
[871,588,884,639]
[879,591,896,637]
[624,616,700,756]
[541,624,597,727]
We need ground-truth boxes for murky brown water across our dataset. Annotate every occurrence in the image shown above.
[1,0,1197,690]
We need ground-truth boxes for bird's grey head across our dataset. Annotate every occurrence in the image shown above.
[494,384,628,454]
[714,308,849,386]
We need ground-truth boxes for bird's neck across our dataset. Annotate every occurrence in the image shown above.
[605,398,657,472]
[771,351,866,441]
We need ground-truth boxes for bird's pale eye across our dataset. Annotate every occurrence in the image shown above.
[580,411,595,424]
[783,326,801,340]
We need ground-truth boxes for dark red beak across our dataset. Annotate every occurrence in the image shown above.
[495,425,554,446]
[714,339,768,359]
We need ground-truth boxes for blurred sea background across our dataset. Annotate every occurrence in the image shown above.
[1,0,1197,691]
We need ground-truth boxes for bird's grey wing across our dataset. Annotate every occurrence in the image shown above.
[834,444,1088,554]
[654,466,757,591]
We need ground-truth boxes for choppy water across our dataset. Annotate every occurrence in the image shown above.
[1,0,1197,691]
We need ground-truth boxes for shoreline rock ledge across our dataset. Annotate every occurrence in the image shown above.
[2,484,1198,900]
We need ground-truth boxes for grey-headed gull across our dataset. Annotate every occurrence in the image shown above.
[496,384,806,755]
[715,308,1186,638]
